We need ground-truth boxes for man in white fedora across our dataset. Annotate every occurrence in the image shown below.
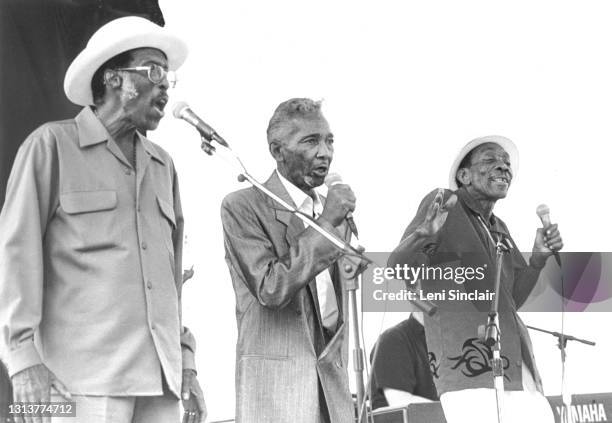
[388,136,563,421]
[0,16,205,422]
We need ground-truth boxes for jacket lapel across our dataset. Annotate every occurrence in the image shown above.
[264,171,324,338]
[264,172,303,246]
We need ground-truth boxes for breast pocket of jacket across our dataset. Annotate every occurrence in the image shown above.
[59,190,119,252]
[156,196,176,254]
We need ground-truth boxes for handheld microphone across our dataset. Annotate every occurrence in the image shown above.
[325,173,359,238]
[536,204,561,266]
[172,102,229,147]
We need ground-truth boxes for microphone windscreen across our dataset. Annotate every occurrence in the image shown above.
[536,204,550,219]
[172,101,189,119]
[324,172,343,187]
[536,204,552,227]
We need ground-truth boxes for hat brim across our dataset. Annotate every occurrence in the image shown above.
[64,26,187,106]
[448,135,519,190]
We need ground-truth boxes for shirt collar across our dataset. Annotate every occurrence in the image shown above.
[75,107,165,165]
[276,170,323,216]
[75,107,109,147]
[136,132,165,165]
[456,187,508,236]
[456,187,494,223]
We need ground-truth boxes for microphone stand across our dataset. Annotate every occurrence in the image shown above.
[342,261,367,421]
[526,325,595,423]
[478,240,509,423]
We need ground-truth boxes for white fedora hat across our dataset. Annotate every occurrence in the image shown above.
[64,16,188,106]
[448,135,519,190]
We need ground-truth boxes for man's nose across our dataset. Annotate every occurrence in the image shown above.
[316,141,333,159]
[158,75,170,90]
[495,160,511,173]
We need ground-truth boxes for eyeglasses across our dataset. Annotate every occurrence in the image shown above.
[114,64,177,88]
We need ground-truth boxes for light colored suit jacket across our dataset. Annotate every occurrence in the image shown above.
[221,171,353,423]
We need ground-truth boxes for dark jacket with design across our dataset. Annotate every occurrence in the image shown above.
[390,187,544,395]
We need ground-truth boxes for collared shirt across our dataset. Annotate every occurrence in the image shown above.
[276,170,339,330]
[0,107,195,397]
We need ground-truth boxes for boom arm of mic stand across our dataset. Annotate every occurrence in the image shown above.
[199,137,436,316]
[526,325,596,347]
[238,171,363,255]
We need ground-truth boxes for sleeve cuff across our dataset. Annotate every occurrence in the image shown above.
[181,346,196,372]
[6,341,42,377]
[180,326,197,372]
[529,254,547,270]
[315,218,345,258]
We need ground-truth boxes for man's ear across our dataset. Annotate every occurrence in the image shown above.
[456,168,470,186]
[103,69,122,89]
[269,140,283,163]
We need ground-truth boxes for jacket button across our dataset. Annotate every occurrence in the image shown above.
[147,281,153,290]
[516,360,521,367]
[296,309,302,316]
[336,360,342,368]
[141,242,147,250]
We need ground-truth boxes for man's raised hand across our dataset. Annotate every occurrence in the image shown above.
[416,189,457,238]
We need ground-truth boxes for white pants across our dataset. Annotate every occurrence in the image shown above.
[440,363,553,423]
[50,392,180,423]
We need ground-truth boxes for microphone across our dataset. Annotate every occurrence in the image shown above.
[536,204,561,266]
[325,173,359,238]
[172,102,229,147]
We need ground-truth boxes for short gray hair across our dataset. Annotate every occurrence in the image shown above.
[266,98,323,144]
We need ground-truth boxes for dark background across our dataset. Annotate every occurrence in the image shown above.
[0,0,163,418]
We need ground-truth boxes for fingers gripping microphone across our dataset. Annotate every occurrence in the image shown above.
[536,204,561,266]
[325,173,359,238]
[172,102,229,147]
